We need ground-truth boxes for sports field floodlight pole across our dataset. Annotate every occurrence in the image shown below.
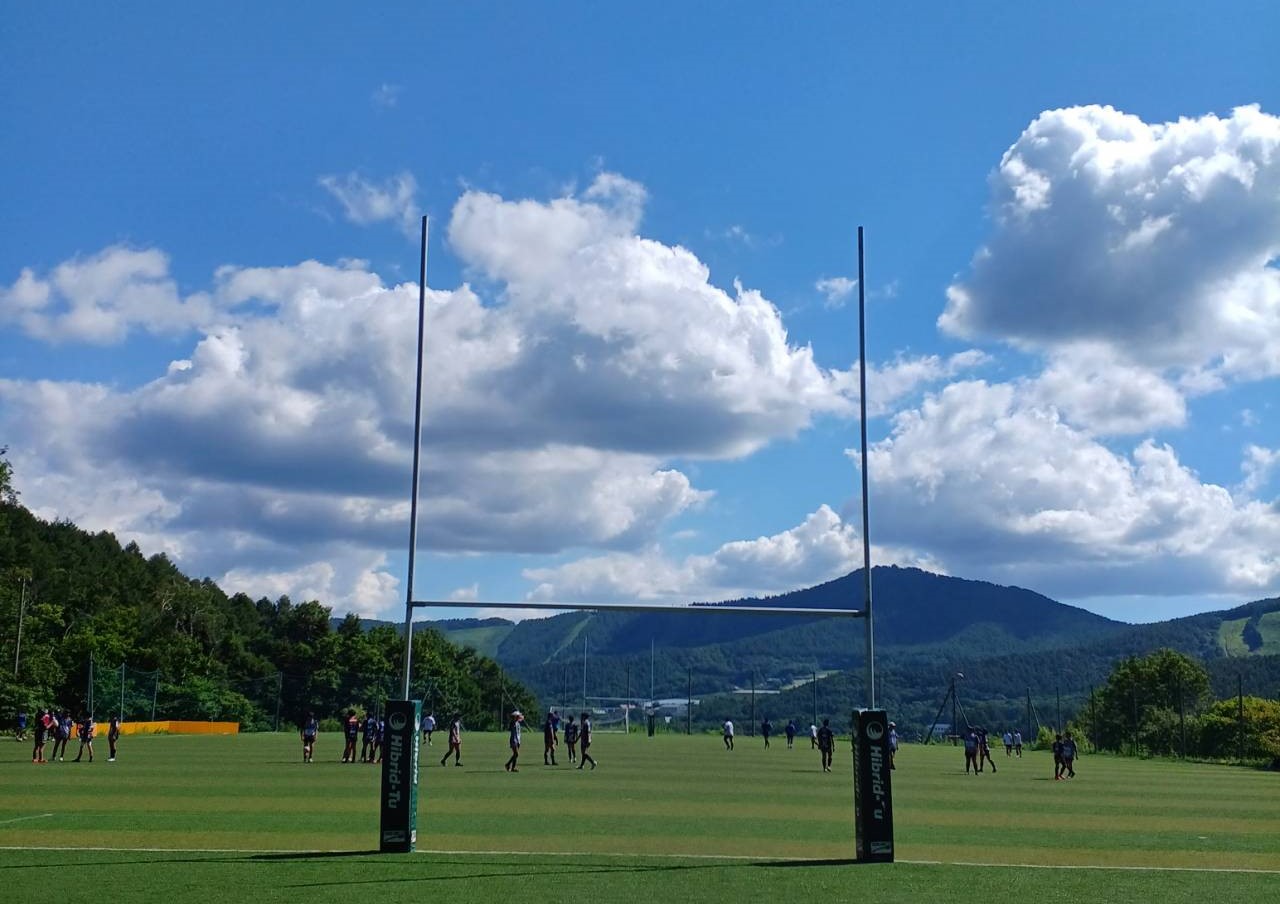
[954,673,962,735]
[400,214,429,700]
[857,226,875,709]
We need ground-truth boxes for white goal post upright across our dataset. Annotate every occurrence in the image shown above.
[399,214,429,701]
[857,226,875,709]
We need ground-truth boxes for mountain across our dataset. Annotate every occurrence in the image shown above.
[429,567,1280,734]
[472,566,1120,664]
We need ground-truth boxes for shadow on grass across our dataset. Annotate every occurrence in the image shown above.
[0,851,868,883]
[251,850,380,861]
[282,850,829,886]
[0,851,380,872]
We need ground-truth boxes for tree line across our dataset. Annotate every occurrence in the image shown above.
[1086,648,1280,762]
[0,452,536,730]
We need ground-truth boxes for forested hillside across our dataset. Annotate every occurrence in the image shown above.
[434,567,1280,737]
[0,455,535,730]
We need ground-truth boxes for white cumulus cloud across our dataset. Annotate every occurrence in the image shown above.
[0,246,218,344]
[523,505,942,604]
[866,380,1280,602]
[942,104,1280,384]
[318,171,420,237]
[941,105,1280,440]
[1238,445,1280,497]
[815,276,857,308]
[1,174,877,616]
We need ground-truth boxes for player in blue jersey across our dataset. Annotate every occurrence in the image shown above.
[300,712,318,763]
[73,713,95,762]
[1061,732,1077,778]
[564,715,579,763]
[50,706,72,758]
[577,712,597,770]
[505,710,524,772]
[816,719,835,772]
[543,711,558,766]
[360,711,377,762]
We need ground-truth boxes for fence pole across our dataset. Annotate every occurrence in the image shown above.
[1238,674,1245,763]
[1089,686,1097,753]
[750,670,756,737]
[13,577,26,678]
[120,662,126,720]
[275,672,282,732]
[1177,674,1185,759]
[151,673,158,721]
[686,667,692,735]
[1131,685,1138,757]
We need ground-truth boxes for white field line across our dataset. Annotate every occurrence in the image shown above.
[903,859,1280,876]
[0,844,1277,875]
[0,814,54,826]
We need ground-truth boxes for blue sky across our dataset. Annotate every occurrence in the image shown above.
[3,3,1279,624]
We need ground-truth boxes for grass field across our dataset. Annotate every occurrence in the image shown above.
[1220,617,1250,655]
[1218,612,1280,655]
[2,729,1278,902]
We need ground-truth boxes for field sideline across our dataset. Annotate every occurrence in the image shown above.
[1,729,1277,902]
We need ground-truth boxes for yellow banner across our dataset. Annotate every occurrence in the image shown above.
[113,721,240,736]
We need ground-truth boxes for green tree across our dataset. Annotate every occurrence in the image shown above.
[1195,696,1280,761]
[1094,649,1210,755]
[0,489,541,731]
[0,446,17,505]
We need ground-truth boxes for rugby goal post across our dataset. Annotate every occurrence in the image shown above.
[381,596,887,858]
[383,218,887,858]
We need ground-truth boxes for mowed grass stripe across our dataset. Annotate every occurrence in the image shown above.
[4,843,1279,874]
[1,847,1279,904]
[2,729,1278,895]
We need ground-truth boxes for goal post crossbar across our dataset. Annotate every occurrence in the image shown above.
[409,599,863,618]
